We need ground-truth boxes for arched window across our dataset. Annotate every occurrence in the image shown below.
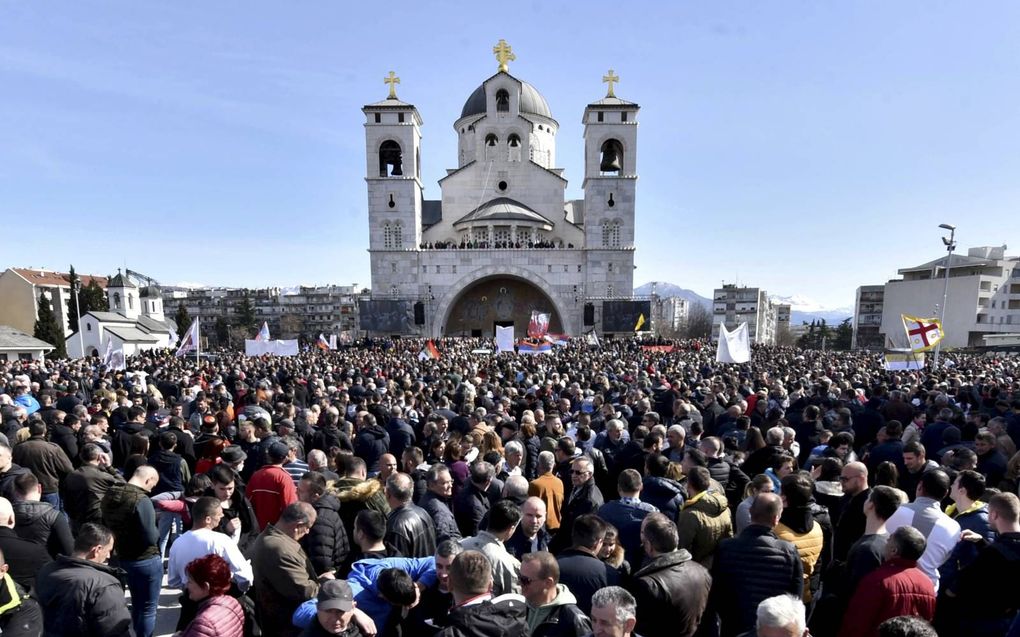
[127,294,133,310]
[113,292,121,309]
[495,89,509,112]
[379,140,403,177]
[599,139,623,175]
[485,134,498,146]
[507,134,521,162]
[485,134,499,161]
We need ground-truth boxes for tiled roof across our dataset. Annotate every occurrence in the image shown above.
[11,268,108,289]
[0,325,55,351]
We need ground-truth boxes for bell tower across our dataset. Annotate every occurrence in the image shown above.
[582,70,639,298]
[363,71,424,266]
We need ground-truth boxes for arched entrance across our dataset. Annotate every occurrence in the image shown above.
[441,276,564,338]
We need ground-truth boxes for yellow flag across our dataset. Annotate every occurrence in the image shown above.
[634,313,646,332]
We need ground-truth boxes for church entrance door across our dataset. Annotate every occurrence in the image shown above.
[443,276,562,338]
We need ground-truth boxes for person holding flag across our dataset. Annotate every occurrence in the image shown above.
[901,315,945,352]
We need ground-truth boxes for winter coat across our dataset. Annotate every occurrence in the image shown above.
[706,457,750,511]
[246,463,298,531]
[386,417,416,459]
[597,498,658,567]
[711,525,803,637]
[522,434,541,480]
[48,423,78,465]
[251,523,319,637]
[61,464,124,532]
[421,490,462,543]
[527,584,591,637]
[385,502,437,558]
[34,554,133,637]
[12,499,74,558]
[454,482,491,538]
[11,437,72,495]
[148,448,186,495]
[0,465,33,503]
[528,472,564,531]
[101,482,160,560]
[641,476,685,520]
[110,421,150,470]
[506,525,550,560]
[179,595,245,637]
[550,480,604,554]
[353,425,390,474]
[838,558,936,637]
[775,513,823,603]
[0,527,51,591]
[676,490,733,568]
[556,549,619,616]
[462,530,522,596]
[940,500,993,592]
[631,549,712,637]
[952,531,1020,625]
[333,477,390,550]
[438,595,529,637]
[0,572,42,637]
[301,493,351,576]
[310,426,352,455]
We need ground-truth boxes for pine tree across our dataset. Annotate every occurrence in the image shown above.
[80,279,108,313]
[237,291,257,332]
[34,292,67,358]
[175,302,192,335]
[67,265,80,332]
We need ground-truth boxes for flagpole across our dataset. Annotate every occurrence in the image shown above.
[934,224,956,368]
[196,318,200,366]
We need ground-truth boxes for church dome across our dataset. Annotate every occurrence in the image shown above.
[460,80,552,119]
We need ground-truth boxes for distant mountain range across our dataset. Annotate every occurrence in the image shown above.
[634,282,853,325]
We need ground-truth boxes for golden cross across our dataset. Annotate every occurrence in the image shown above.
[384,71,400,99]
[602,69,619,98]
[493,39,515,73]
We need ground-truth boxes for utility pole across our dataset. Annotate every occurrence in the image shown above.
[934,224,956,368]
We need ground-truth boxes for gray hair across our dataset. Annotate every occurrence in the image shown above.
[503,475,529,500]
[385,472,414,503]
[756,594,806,633]
[538,451,556,474]
[426,463,451,485]
[591,586,636,624]
[606,419,624,432]
[504,440,524,457]
[765,426,784,445]
[307,449,328,470]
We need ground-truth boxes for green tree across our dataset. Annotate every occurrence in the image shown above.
[237,291,257,332]
[79,279,108,313]
[175,302,192,335]
[833,317,853,350]
[67,265,80,332]
[214,316,230,346]
[34,292,67,358]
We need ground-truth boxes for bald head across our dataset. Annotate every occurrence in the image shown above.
[840,461,869,496]
[129,465,159,492]
[0,498,13,528]
[521,496,547,537]
[750,492,783,528]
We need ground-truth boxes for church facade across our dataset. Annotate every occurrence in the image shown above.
[364,42,639,338]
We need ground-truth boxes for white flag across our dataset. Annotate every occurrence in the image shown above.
[255,321,271,342]
[101,338,113,367]
[715,322,751,364]
[329,334,337,350]
[585,330,600,347]
[167,322,180,347]
[175,319,200,357]
[495,325,514,353]
[102,338,125,371]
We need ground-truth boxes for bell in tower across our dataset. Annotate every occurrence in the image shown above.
[599,139,623,174]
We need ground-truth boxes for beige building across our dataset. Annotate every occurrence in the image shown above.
[0,268,108,337]
[852,285,885,349]
[712,284,778,345]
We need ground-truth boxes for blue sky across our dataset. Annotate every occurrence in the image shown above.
[2,2,1017,309]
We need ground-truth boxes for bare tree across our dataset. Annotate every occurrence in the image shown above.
[684,303,713,339]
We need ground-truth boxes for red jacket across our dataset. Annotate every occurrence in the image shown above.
[179,595,244,637]
[246,464,297,531]
[838,557,936,637]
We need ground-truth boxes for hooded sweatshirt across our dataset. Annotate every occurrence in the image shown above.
[526,584,579,634]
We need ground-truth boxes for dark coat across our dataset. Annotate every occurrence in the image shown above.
[12,499,74,558]
[0,464,34,503]
[386,418,416,460]
[166,424,196,472]
[531,601,591,637]
[353,425,390,474]
[385,503,437,558]
[597,499,657,567]
[706,457,750,511]
[0,527,52,591]
[111,421,150,471]
[149,448,186,495]
[34,554,133,637]
[834,488,870,562]
[11,437,73,495]
[310,426,352,455]
[549,481,604,554]
[420,490,461,544]
[49,423,78,465]
[641,476,686,520]
[61,464,125,532]
[300,493,351,576]
[740,446,789,482]
[865,439,905,475]
[506,525,550,561]
[437,596,529,637]
[453,482,491,538]
[631,550,712,637]
[710,525,804,637]
[556,549,619,615]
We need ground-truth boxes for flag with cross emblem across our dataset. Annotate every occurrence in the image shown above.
[901,314,945,352]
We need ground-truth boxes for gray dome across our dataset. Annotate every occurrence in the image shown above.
[460,80,552,120]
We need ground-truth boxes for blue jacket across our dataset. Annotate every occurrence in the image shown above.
[293,556,436,632]
[597,498,658,567]
[940,501,992,592]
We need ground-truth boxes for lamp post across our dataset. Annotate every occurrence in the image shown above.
[72,279,85,359]
[933,223,956,368]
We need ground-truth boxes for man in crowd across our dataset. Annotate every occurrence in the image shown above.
[247,440,298,530]
[589,586,638,637]
[0,496,52,592]
[439,550,529,637]
[507,496,550,560]
[597,469,658,568]
[11,420,72,511]
[299,470,351,579]
[462,499,522,596]
[422,463,461,544]
[385,471,438,558]
[62,442,124,533]
[885,469,960,592]
[520,550,591,637]
[251,501,320,637]
[529,451,564,534]
[676,466,732,568]
[455,460,494,539]
[556,514,617,615]
[550,456,603,554]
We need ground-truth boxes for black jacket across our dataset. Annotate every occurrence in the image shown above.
[166,424,196,472]
[111,421,150,470]
[710,525,803,637]
[12,499,74,558]
[631,550,712,637]
[454,482,491,538]
[61,464,125,532]
[353,425,390,474]
[385,503,437,558]
[386,418,416,459]
[706,457,750,511]
[549,481,603,554]
[641,476,686,520]
[0,527,52,591]
[421,490,461,544]
[506,526,550,561]
[532,601,591,637]
[555,549,619,615]
[35,554,133,637]
[49,423,78,466]
[148,448,185,495]
[0,465,34,503]
[437,596,529,637]
[310,426,352,455]
[300,493,350,576]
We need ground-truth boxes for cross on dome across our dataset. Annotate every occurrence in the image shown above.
[493,39,515,73]
[384,71,400,99]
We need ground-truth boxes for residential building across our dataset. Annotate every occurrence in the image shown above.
[712,284,778,345]
[652,296,689,333]
[852,286,885,350]
[880,245,1020,348]
[0,268,108,337]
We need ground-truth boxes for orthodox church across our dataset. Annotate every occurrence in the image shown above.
[363,41,640,337]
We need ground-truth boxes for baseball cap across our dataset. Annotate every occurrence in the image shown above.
[318,579,355,612]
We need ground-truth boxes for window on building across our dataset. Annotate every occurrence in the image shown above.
[597,111,604,122]
[621,111,628,122]
[86,322,91,331]
[374,113,381,123]
[602,220,621,248]
[495,89,509,112]
[18,353,31,361]
[398,112,405,123]
[112,292,121,309]
[485,133,498,147]
[607,284,615,297]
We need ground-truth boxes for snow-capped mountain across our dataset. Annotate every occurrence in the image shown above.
[770,294,853,325]
[633,282,712,309]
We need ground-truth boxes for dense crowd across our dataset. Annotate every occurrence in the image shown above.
[0,338,1019,637]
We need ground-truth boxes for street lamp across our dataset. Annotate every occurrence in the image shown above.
[72,278,84,359]
[934,223,956,368]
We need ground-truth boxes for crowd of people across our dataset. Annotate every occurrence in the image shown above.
[0,337,1018,637]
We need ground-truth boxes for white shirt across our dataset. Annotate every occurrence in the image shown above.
[167,527,253,592]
